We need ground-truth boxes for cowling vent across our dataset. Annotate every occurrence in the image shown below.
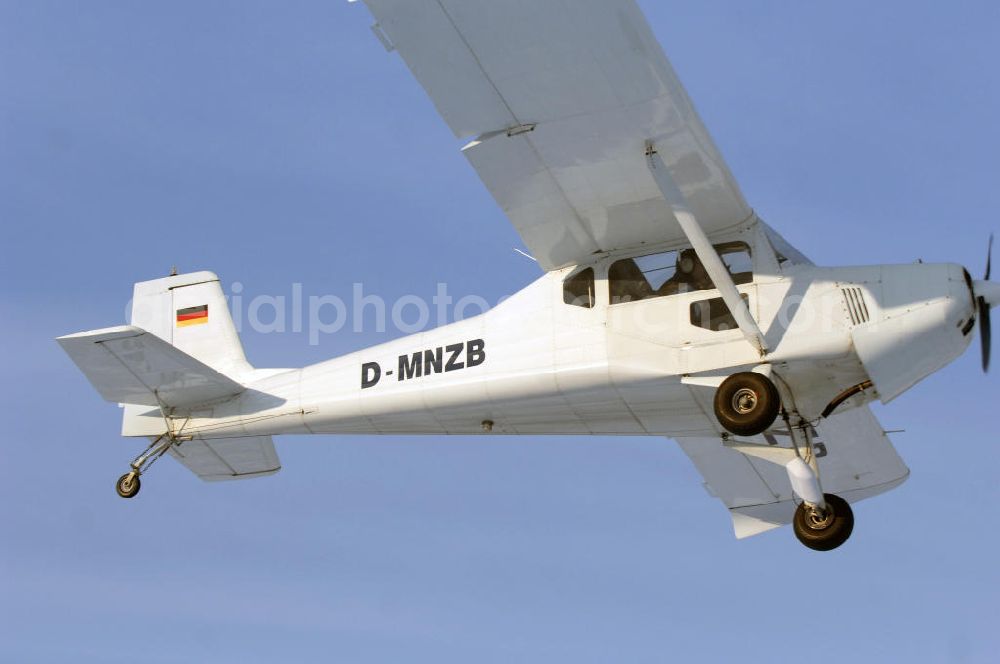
[841,287,870,326]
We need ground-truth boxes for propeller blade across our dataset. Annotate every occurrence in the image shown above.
[980,296,992,373]
[986,233,994,281]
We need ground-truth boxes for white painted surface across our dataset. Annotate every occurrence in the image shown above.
[54,0,997,539]
[364,0,751,270]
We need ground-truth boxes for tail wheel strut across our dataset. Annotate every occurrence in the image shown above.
[114,435,175,499]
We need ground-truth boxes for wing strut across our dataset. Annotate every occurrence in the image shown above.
[645,142,768,355]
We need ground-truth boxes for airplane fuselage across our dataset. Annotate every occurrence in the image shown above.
[136,228,976,444]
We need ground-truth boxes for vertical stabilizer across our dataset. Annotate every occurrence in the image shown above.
[130,271,252,377]
[122,271,252,436]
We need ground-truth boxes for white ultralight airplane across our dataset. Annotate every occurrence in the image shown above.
[59,0,1000,551]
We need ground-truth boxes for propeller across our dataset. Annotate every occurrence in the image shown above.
[979,234,994,372]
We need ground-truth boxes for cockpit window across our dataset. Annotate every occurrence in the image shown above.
[717,242,753,284]
[563,267,595,308]
[609,242,752,305]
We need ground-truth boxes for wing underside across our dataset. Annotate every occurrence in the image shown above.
[676,406,909,538]
[362,0,752,270]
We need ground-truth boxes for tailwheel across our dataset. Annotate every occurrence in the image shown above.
[793,493,854,551]
[115,434,175,499]
[713,372,781,437]
[116,472,141,499]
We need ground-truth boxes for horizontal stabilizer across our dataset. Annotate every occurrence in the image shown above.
[168,435,280,481]
[57,325,245,409]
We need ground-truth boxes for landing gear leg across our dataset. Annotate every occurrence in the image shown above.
[721,390,858,551]
[115,435,174,499]
[785,420,854,551]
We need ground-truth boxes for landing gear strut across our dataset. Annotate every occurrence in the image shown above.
[784,420,854,551]
[115,435,175,499]
[722,386,856,551]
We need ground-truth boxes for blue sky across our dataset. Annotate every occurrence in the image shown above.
[2,1,999,662]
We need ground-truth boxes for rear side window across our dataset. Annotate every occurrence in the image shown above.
[690,294,749,331]
[563,268,595,308]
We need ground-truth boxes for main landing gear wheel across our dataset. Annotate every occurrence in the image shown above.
[116,473,141,499]
[713,372,781,437]
[793,493,854,551]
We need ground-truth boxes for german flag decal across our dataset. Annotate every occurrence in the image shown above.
[176,304,208,327]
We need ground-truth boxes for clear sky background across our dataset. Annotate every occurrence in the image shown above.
[2,1,999,662]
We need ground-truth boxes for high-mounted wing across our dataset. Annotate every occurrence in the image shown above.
[676,406,909,538]
[362,0,753,270]
[168,435,281,481]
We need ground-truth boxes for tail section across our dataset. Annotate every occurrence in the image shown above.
[58,270,285,486]
[124,271,251,436]
[130,271,251,377]
[59,271,253,437]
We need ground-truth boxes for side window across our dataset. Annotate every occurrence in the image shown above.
[718,242,753,285]
[690,294,749,331]
[563,267,595,308]
[609,242,753,305]
[609,250,676,304]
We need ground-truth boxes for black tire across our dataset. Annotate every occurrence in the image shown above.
[713,372,781,436]
[793,493,854,551]
[116,473,141,499]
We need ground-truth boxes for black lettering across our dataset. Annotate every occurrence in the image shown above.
[444,343,465,372]
[424,347,443,374]
[466,338,485,367]
[398,352,423,381]
[361,362,381,389]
